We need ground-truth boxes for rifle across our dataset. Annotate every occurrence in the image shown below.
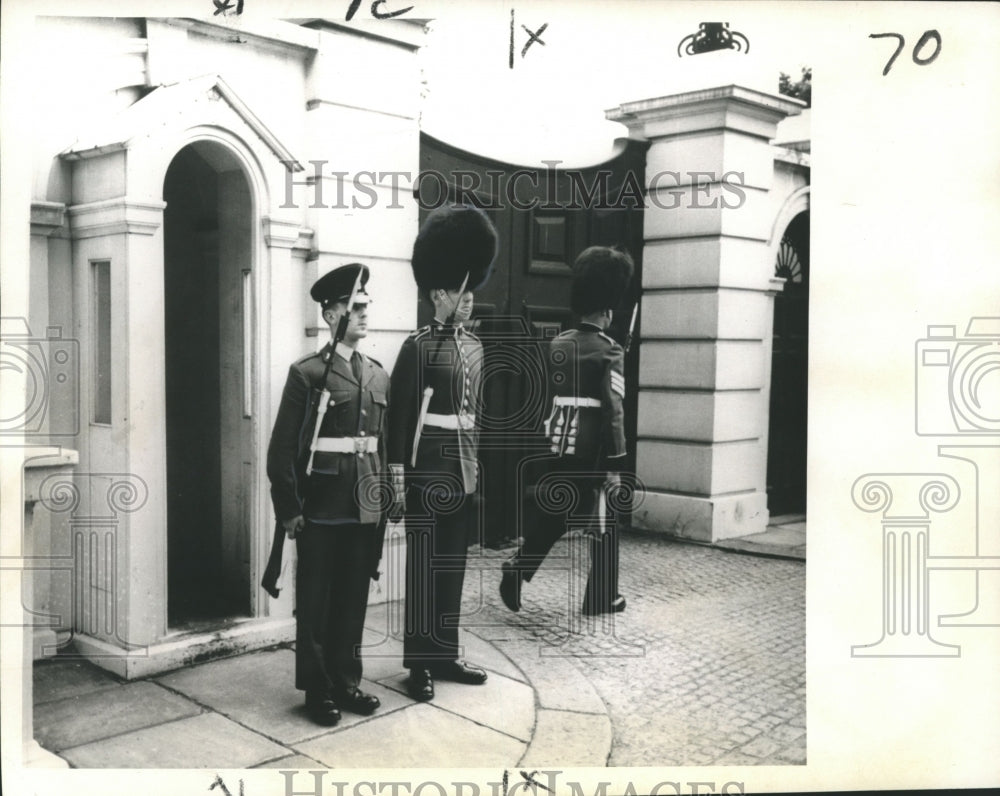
[306,268,365,476]
[624,301,639,354]
[263,269,366,598]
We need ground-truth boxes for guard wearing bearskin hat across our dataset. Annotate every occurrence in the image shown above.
[263,263,390,726]
[500,245,634,616]
[387,204,498,702]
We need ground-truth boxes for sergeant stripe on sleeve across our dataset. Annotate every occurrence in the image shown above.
[610,371,625,399]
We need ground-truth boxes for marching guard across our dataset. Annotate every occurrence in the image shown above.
[263,263,391,726]
[500,246,634,616]
[387,204,498,702]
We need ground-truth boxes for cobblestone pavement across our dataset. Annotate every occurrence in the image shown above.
[460,531,806,766]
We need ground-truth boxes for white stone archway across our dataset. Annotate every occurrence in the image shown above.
[768,185,810,259]
[58,75,310,677]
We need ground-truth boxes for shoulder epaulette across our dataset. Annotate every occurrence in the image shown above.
[460,326,481,342]
[410,325,432,342]
[363,353,384,369]
[294,349,326,367]
[598,331,623,350]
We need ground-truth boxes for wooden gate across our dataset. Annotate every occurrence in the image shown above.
[417,134,646,546]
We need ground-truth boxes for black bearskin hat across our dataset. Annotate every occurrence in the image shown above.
[411,204,498,293]
[570,246,635,316]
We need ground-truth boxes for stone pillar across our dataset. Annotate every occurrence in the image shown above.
[65,197,168,669]
[23,447,78,768]
[261,217,314,622]
[607,86,804,542]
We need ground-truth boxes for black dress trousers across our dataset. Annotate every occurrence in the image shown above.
[516,468,618,610]
[295,521,374,695]
[583,510,620,613]
[402,485,474,669]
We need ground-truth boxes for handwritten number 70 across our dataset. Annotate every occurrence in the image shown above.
[870,30,941,75]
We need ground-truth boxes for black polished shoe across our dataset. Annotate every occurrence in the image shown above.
[582,594,627,616]
[336,687,380,715]
[304,691,342,726]
[499,560,522,613]
[407,668,434,702]
[429,659,488,685]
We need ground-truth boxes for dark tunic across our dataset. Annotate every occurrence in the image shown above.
[264,342,390,694]
[516,323,627,611]
[387,321,483,667]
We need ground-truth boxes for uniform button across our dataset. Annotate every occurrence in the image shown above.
[360,431,366,436]
[361,409,367,415]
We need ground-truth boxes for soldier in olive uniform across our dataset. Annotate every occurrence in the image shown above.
[387,204,498,702]
[264,263,390,726]
[500,246,633,616]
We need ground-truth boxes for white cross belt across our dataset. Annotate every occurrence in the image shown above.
[424,413,476,430]
[314,436,379,454]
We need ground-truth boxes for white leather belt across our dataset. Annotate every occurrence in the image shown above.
[424,413,476,430]
[314,436,379,454]
[552,397,601,408]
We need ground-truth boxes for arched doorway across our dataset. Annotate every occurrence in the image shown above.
[767,211,809,517]
[163,142,255,628]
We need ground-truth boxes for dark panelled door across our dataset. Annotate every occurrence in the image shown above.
[767,211,809,516]
[417,134,646,546]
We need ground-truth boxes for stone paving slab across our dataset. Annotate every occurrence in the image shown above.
[33,528,802,770]
[457,629,527,683]
[295,703,527,768]
[375,669,534,742]
[157,647,410,745]
[59,712,289,768]
[363,601,395,633]
[519,708,612,768]
[253,753,327,769]
[358,627,407,682]
[365,602,527,684]
[35,680,201,752]
[496,640,607,715]
[715,527,806,560]
[33,658,121,705]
